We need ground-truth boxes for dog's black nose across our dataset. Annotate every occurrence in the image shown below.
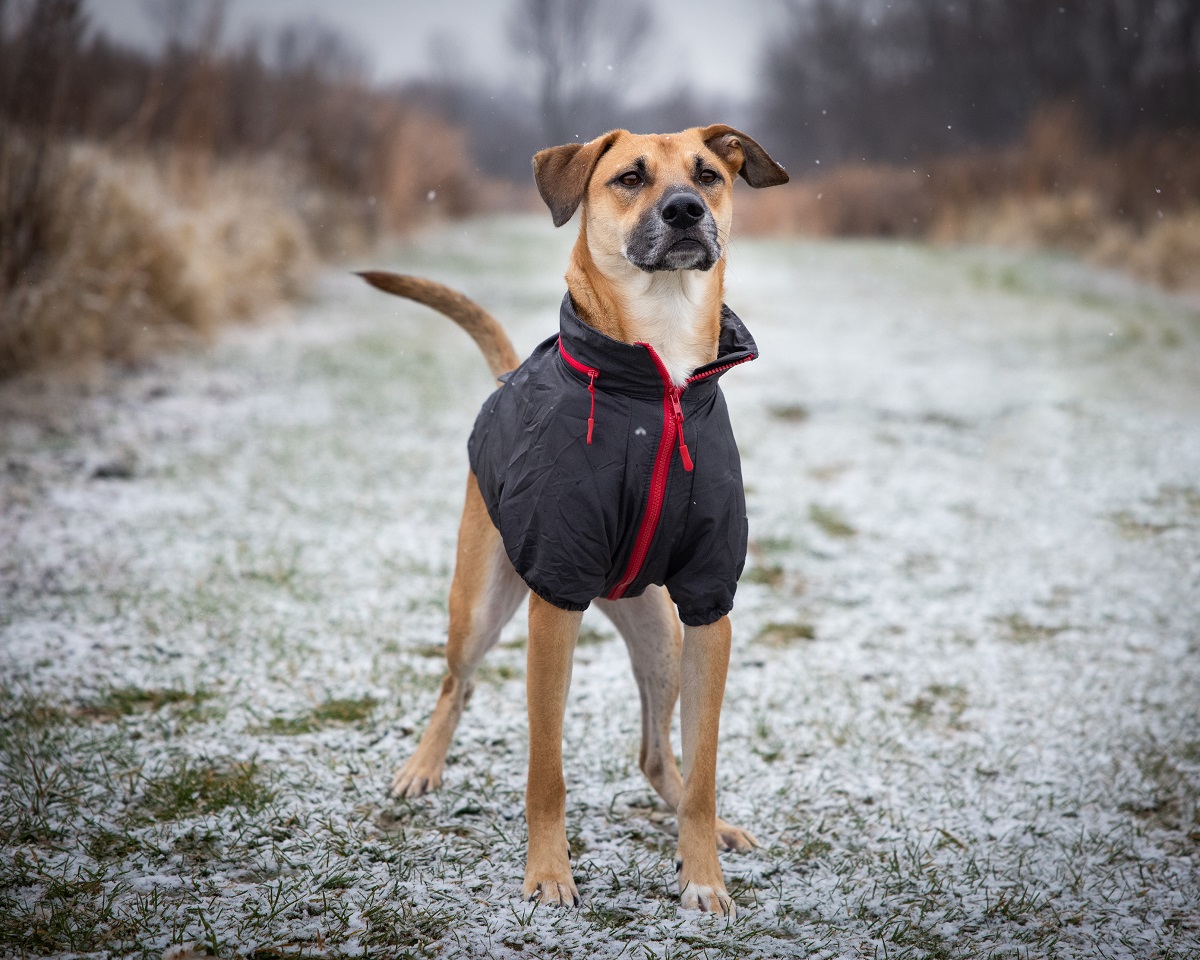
[660,191,706,229]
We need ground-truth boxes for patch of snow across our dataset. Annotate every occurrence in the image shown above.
[1,218,1197,958]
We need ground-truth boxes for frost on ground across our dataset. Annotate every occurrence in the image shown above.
[1,217,1198,959]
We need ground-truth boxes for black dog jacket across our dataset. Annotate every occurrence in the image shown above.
[468,294,757,627]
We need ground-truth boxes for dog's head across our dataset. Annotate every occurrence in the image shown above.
[532,125,788,273]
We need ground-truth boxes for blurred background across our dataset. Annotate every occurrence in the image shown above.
[2,0,1199,377]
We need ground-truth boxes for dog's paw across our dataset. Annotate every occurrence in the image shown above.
[679,879,735,917]
[390,758,442,799]
[714,816,759,853]
[676,855,735,917]
[522,873,580,908]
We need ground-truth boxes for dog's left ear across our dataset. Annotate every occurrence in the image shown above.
[532,130,624,227]
[700,125,789,188]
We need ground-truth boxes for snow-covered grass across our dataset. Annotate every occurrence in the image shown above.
[2,216,1198,959]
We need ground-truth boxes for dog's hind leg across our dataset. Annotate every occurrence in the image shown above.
[596,589,758,854]
[391,472,527,799]
[595,589,682,804]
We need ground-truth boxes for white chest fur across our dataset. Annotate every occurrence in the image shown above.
[619,270,716,387]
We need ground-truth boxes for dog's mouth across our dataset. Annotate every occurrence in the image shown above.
[626,229,721,273]
[657,233,719,271]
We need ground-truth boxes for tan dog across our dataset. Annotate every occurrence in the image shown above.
[361,125,788,916]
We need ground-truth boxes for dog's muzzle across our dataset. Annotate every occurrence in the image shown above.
[626,188,722,272]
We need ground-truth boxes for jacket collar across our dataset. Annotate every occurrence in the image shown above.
[557,292,757,398]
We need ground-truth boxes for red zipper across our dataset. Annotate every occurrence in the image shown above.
[558,338,599,444]
[607,342,688,600]
[686,353,754,385]
[668,388,694,471]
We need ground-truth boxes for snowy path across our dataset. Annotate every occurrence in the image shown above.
[2,217,1198,958]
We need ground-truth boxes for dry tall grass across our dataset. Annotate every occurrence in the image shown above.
[738,105,1200,292]
[0,135,315,376]
[0,100,496,378]
[0,3,501,378]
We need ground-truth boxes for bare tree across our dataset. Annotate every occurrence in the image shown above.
[0,0,86,287]
[508,0,653,145]
[267,19,368,83]
[140,0,225,52]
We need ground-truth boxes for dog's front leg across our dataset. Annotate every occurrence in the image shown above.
[522,594,583,906]
[676,615,735,916]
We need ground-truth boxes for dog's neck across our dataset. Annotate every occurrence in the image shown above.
[566,221,724,387]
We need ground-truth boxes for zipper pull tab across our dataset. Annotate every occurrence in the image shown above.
[670,389,693,471]
[586,370,597,444]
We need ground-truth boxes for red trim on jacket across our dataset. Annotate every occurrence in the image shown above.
[607,342,684,600]
[558,338,599,444]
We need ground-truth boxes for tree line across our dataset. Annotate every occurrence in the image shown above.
[0,0,417,197]
[760,0,1200,171]
[3,0,1197,189]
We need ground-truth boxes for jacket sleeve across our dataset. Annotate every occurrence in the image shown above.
[470,357,622,611]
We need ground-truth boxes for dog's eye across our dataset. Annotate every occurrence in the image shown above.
[618,172,642,187]
[698,169,719,185]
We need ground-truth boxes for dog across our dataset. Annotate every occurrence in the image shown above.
[360,125,788,915]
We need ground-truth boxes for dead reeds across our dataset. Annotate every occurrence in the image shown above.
[0,2,487,377]
[737,103,1200,292]
[0,134,312,375]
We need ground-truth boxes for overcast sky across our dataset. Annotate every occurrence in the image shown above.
[87,0,778,104]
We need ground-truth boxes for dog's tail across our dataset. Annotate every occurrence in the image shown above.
[357,271,520,380]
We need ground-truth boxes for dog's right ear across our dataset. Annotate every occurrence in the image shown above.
[532,130,624,227]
